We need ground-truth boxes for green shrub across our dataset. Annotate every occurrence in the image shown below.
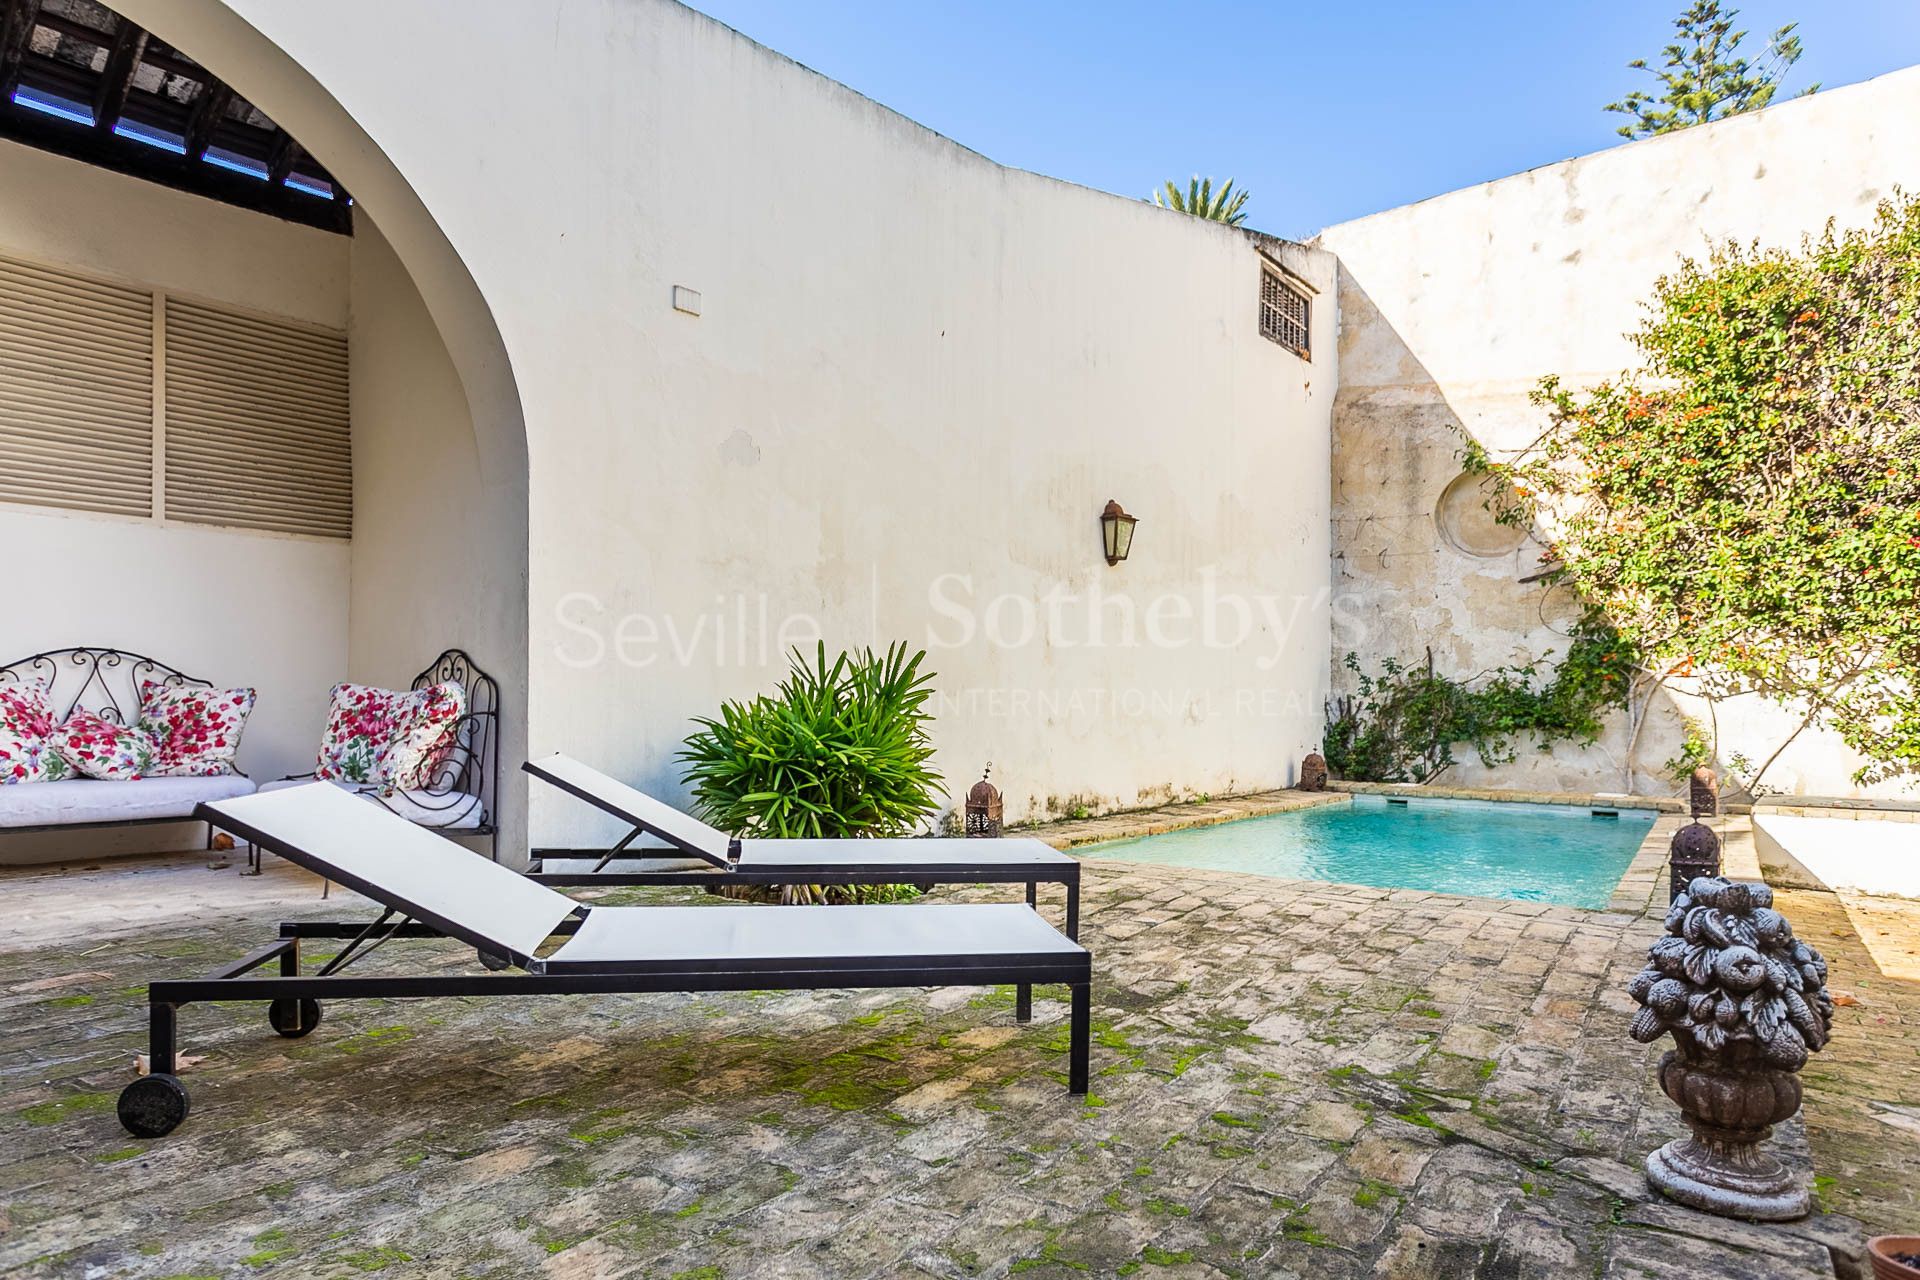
[1323,616,1633,783]
[679,643,942,903]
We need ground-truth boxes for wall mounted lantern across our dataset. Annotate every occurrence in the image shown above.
[1100,499,1138,566]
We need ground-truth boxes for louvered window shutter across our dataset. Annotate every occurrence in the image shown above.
[0,254,155,518]
[163,298,351,539]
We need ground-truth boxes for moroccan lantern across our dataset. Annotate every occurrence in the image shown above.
[1668,821,1722,903]
[1690,766,1719,818]
[965,765,1003,838]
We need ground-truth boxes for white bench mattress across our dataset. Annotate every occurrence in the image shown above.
[0,775,255,827]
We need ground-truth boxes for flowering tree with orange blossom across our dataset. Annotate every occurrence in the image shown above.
[1464,193,1920,791]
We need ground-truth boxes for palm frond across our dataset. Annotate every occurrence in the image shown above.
[1150,174,1253,226]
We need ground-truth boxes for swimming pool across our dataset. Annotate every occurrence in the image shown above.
[1077,794,1656,909]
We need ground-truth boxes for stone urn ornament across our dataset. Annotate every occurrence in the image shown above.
[1628,876,1833,1220]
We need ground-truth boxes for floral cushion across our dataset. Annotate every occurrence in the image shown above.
[0,678,68,784]
[137,680,255,777]
[50,709,156,781]
[314,681,465,790]
[390,683,466,790]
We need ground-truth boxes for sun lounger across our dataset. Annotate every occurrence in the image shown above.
[523,753,1081,935]
[523,753,1083,1023]
[115,783,1092,1138]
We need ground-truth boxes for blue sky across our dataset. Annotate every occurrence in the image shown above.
[685,1,1920,239]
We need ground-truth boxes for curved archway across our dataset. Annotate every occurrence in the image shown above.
[112,0,531,856]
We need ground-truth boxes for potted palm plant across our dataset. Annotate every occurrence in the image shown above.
[678,642,942,904]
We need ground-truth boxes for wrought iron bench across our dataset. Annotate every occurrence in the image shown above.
[0,647,255,846]
[249,648,500,869]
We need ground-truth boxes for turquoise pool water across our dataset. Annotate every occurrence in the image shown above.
[1078,794,1655,909]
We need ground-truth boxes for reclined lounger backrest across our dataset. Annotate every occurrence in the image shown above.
[522,753,734,869]
[199,784,579,967]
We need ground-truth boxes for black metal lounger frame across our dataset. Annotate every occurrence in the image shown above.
[524,760,1080,930]
[522,758,1082,1022]
[116,799,1091,1139]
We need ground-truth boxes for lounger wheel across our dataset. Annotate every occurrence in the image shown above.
[267,997,323,1038]
[118,1073,190,1138]
[477,948,510,971]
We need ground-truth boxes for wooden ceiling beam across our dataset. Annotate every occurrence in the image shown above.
[182,80,228,160]
[0,99,351,233]
[91,17,148,132]
[266,127,300,184]
[0,0,43,102]
[0,3,348,230]
[136,44,203,83]
[25,9,98,44]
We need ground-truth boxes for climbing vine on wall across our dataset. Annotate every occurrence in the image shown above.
[1462,193,1920,788]
[1323,612,1637,783]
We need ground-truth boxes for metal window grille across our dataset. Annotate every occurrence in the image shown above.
[1259,267,1311,358]
[0,252,349,538]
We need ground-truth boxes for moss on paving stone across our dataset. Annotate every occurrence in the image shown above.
[334,1024,414,1054]
[1812,1173,1837,1213]
[1274,1199,1334,1248]
[567,1106,638,1143]
[241,1244,297,1267]
[18,1090,114,1125]
[1008,1230,1092,1274]
[1352,1178,1397,1208]
[5,856,1896,1278]
[533,1224,594,1254]
[543,1155,596,1188]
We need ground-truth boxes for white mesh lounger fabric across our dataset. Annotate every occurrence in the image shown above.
[110,784,1091,1139]
[518,756,1075,875]
[544,902,1080,974]
[202,781,574,963]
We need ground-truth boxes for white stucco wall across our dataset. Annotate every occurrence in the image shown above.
[0,139,350,803]
[150,0,1335,848]
[1314,66,1920,799]
[346,211,500,832]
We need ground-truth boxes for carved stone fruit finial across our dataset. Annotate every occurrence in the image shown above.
[1628,876,1833,1220]
[1299,752,1328,792]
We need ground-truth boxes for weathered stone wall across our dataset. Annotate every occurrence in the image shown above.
[1314,65,1920,799]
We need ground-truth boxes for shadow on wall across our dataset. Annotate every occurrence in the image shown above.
[1327,265,1691,797]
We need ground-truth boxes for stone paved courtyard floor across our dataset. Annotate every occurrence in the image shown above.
[2,828,1916,1279]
